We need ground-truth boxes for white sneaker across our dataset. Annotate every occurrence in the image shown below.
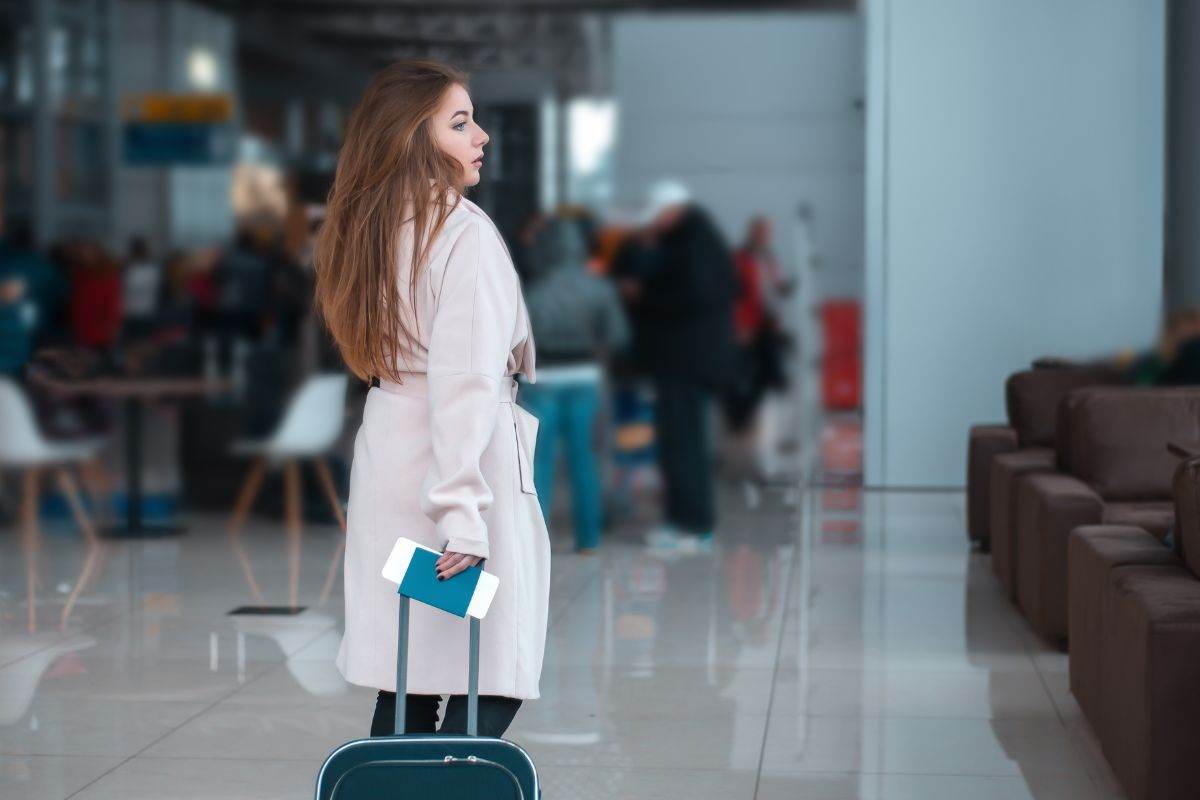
[645,525,681,548]
[646,527,713,556]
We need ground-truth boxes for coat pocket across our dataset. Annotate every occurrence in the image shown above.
[513,405,540,496]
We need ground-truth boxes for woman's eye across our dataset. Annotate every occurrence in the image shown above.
[453,122,467,132]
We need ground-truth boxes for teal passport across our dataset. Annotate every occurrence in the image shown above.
[398,548,482,618]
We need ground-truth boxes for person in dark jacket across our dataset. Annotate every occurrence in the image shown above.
[613,181,738,553]
[0,224,66,375]
[520,217,629,552]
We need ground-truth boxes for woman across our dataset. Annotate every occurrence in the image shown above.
[315,61,550,739]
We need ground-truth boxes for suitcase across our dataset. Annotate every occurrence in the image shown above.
[314,593,539,799]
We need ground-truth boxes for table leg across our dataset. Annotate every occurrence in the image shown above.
[127,398,143,532]
[103,398,185,538]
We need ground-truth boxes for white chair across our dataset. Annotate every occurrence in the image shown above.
[0,378,105,631]
[0,378,104,534]
[228,372,349,548]
[0,378,104,467]
[228,373,349,608]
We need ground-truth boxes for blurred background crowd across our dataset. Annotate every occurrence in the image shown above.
[0,0,853,551]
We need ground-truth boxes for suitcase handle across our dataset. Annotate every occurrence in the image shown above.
[395,594,481,736]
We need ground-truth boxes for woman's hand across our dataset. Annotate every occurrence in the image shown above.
[436,550,482,581]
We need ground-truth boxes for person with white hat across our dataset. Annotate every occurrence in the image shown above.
[613,180,739,554]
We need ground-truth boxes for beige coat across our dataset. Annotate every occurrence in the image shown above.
[335,196,550,700]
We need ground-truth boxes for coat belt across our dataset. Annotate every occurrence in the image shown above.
[376,372,518,403]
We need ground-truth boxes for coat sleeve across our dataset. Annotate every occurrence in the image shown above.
[419,221,517,560]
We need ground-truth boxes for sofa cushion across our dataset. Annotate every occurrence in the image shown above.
[1103,502,1176,542]
[1005,367,1124,449]
[1065,387,1200,501]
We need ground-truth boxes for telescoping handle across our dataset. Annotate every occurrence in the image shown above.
[395,595,480,736]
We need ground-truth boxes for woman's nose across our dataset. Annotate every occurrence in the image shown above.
[476,127,490,147]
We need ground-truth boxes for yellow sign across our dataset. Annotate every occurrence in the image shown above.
[124,93,234,123]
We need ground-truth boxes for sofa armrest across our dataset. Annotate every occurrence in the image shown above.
[1067,524,1178,732]
[1107,565,1200,800]
[967,425,1019,545]
[1015,472,1106,639]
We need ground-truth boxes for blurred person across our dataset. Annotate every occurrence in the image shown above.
[520,217,630,553]
[724,216,794,480]
[613,180,738,553]
[724,216,790,431]
[122,236,162,327]
[555,205,603,272]
[183,248,222,314]
[314,60,548,739]
[1148,308,1200,385]
[266,249,312,347]
[0,223,64,374]
[214,228,270,341]
[0,273,35,377]
[1120,308,1200,386]
[66,241,122,349]
[590,223,629,276]
[732,216,791,349]
[512,210,547,283]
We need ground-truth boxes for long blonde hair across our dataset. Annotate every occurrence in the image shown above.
[314,60,468,383]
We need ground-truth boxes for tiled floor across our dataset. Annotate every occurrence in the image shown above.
[0,480,1126,799]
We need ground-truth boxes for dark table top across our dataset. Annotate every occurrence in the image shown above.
[29,371,229,399]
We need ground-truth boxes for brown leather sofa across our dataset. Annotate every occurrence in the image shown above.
[1012,387,1200,640]
[968,366,1122,567]
[1067,456,1200,800]
[968,366,1123,550]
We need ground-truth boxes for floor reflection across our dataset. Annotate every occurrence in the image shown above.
[0,473,1124,799]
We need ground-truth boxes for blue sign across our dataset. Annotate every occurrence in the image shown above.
[123,122,235,166]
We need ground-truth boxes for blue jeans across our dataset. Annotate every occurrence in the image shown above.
[519,381,602,550]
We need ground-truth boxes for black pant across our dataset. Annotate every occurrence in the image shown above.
[370,691,522,738]
[654,376,715,533]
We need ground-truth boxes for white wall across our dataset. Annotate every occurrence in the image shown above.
[612,12,864,298]
[864,0,1165,487]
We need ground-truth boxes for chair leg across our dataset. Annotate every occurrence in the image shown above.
[228,458,266,537]
[312,458,346,533]
[284,460,303,609]
[20,468,41,634]
[77,457,111,522]
[60,542,103,632]
[318,537,345,608]
[229,532,266,605]
[56,467,98,545]
[0,471,15,520]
